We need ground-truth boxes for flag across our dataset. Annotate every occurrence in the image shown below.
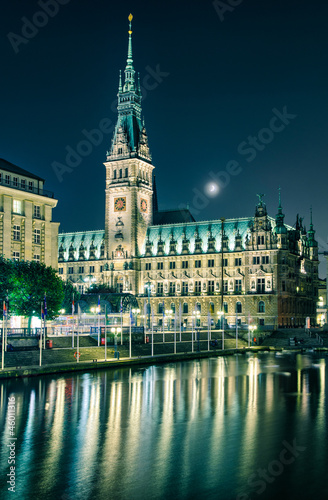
[120,297,123,314]
[41,306,44,320]
[72,293,75,315]
[44,294,47,317]
[130,307,133,324]
[162,301,165,317]
[3,301,7,318]
[98,295,101,314]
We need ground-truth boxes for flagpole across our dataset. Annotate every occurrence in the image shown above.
[191,314,194,353]
[208,313,210,351]
[72,293,74,348]
[120,298,123,345]
[129,307,132,359]
[43,294,47,350]
[179,302,182,342]
[2,302,5,370]
[105,305,107,361]
[163,302,165,343]
[174,309,177,354]
[236,312,238,349]
[39,301,42,367]
[4,298,8,350]
[77,306,80,363]
[151,308,154,357]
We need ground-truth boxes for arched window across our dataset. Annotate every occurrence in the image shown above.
[236,302,242,314]
[209,302,215,314]
[158,303,164,314]
[223,302,228,314]
[195,302,201,313]
[259,301,265,313]
[113,169,117,179]
[171,303,175,314]
[183,303,188,314]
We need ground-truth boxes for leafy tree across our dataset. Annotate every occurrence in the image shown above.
[61,280,81,313]
[0,259,64,320]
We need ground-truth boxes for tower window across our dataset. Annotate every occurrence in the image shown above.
[113,170,117,179]
[119,169,122,178]
[125,167,128,177]
[118,148,123,154]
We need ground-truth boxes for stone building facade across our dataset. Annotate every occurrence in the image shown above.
[0,158,59,268]
[58,16,319,328]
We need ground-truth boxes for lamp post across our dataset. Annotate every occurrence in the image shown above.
[111,327,121,359]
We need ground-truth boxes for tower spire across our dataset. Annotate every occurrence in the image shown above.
[124,13,135,91]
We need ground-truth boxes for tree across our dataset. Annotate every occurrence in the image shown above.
[0,257,14,319]
[7,260,64,320]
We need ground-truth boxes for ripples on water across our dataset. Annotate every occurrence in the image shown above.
[0,352,327,500]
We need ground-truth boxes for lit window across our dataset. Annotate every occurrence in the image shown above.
[13,200,22,214]
[12,251,20,261]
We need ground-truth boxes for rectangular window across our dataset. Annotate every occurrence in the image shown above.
[208,280,214,294]
[13,225,20,241]
[257,278,265,293]
[257,236,265,245]
[195,260,201,268]
[78,285,84,294]
[169,261,176,270]
[33,254,40,263]
[34,205,41,218]
[125,167,128,177]
[12,251,20,261]
[157,282,163,295]
[235,279,242,292]
[195,281,202,294]
[223,258,228,267]
[5,174,10,185]
[58,268,64,275]
[34,229,41,244]
[68,267,74,275]
[119,169,122,178]
[100,265,103,273]
[235,258,242,266]
[28,181,33,191]
[13,177,18,187]
[169,282,176,295]
[182,261,189,269]
[146,262,152,271]
[262,256,269,264]
[282,280,286,292]
[21,179,26,189]
[13,200,22,214]
[223,280,228,293]
[157,262,163,270]
[113,170,116,179]
[208,259,214,268]
[182,282,189,295]
[89,266,95,273]
[253,256,260,265]
[78,266,84,274]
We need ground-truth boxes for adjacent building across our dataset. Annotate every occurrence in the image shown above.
[58,15,319,328]
[0,158,59,268]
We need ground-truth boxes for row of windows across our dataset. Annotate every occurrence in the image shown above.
[145,256,271,270]
[13,226,41,244]
[59,265,103,275]
[0,173,34,191]
[154,278,269,295]
[113,167,129,179]
[11,251,39,262]
[12,200,41,218]
[156,300,266,314]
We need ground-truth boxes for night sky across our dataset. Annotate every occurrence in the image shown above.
[1,0,327,274]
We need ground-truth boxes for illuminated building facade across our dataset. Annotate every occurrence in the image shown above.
[58,16,319,328]
[0,158,59,268]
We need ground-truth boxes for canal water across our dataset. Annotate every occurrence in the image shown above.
[0,352,327,500]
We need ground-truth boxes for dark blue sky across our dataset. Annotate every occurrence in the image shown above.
[1,0,328,274]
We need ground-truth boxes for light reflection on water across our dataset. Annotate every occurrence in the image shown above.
[0,353,327,500]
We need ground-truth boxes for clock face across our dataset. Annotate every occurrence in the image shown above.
[114,197,126,212]
[140,198,148,213]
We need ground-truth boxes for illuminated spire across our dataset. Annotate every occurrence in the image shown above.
[123,13,135,91]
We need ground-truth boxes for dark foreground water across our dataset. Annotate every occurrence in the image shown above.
[0,352,327,500]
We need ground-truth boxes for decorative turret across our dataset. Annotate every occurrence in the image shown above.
[308,207,318,249]
[274,188,287,235]
[107,14,151,162]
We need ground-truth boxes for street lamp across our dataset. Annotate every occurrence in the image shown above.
[132,308,140,326]
[111,327,121,359]
[84,274,96,291]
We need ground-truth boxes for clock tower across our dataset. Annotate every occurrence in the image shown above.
[104,14,154,292]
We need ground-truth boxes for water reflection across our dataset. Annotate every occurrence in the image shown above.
[0,353,327,500]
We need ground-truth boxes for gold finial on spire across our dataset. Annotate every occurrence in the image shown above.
[128,13,133,34]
